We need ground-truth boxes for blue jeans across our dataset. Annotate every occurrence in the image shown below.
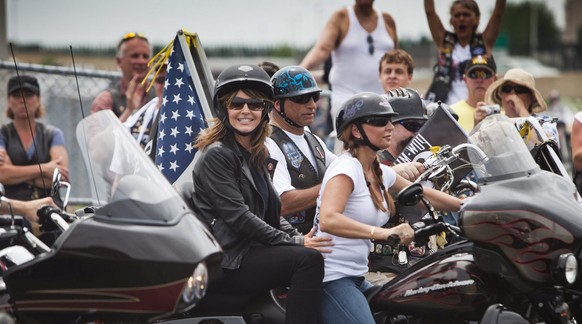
[320,276,375,324]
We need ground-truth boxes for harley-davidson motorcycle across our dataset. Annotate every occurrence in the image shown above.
[0,111,223,323]
[368,114,582,323]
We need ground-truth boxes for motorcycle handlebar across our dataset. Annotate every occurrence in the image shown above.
[385,222,450,247]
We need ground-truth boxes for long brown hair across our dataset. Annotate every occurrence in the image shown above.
[195,88,272,167]
[338,126,395,214]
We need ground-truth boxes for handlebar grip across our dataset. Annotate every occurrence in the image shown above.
[386,234,400,246]
[414,223,447,240]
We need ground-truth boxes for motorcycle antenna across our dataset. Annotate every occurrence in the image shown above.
[8,43,49,196]
[69,46,101,205]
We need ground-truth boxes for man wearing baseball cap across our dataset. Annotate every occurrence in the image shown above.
[451,55,497,131]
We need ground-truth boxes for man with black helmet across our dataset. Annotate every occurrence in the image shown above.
[378,88,428,181]
[267,66,337,235]
[191,64,328,323]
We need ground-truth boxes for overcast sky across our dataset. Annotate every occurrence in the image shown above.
[6,0,566,48]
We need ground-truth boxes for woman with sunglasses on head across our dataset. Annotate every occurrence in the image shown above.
[191,64,325,323]
[314,92,462,324]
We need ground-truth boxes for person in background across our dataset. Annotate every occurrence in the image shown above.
[483,68,547,119]
[571,111,582,194]
[424,0,505,105]
[379,49,414,93]
[191,64,327,323]
[451,55,497,131]
[301,0,398,154]
[266,66,337,235]
[258,61,280,78]
[0,75,68,204]
[90,32,155,121]
[378,88,427,179]
[315,92,461,323]
[124,63,167,150]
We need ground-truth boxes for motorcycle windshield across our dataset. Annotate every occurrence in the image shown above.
[76,111,187,224]
[468,114,539,182]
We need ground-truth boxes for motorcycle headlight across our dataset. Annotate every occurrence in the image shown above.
[553,253,577,285]
[179,262,208,311]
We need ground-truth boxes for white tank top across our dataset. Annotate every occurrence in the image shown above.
[329,6,395,109]
[447,43,471,105]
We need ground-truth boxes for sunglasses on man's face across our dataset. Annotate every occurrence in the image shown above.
[230,97,266,111]
[500,84,530,95]
[288,92,320,104]
[397,120,425,133]
[467,69,493,80]
[363,117,392,127]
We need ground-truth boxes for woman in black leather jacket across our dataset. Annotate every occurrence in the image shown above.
[191,64,329,323]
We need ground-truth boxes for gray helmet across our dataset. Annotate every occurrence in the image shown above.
[213,64,274,122]
[271,66,322,99]
[336,92,397,134]
[384,88,427,122]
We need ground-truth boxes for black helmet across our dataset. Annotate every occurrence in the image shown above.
[336,92,397,134]
[213,64,274,122]
[426,100,459,121]
[272,66,321,99]
[383,88,428,123]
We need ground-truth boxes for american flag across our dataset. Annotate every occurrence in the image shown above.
[154,35,207,184]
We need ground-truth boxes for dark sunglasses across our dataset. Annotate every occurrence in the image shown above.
[363,117,392,127]
[154,76,165,84]
[288,92,320,104]
[398,120,425,133]
[367,35,374,55]
[501,84,530,95]
[117,32,148,49]
[230,97,266,111]
[467,69,493,80]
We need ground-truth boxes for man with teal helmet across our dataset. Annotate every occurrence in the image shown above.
[266,66,336,236]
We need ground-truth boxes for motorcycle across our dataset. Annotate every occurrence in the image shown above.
[0,111,223,323]
[368,114,582,323]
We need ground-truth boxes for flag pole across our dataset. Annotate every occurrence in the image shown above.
[177,29,215,126]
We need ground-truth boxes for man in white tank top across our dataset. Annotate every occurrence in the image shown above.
[301,0,397,153]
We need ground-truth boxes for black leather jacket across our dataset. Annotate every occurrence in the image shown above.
[192,138,302,270]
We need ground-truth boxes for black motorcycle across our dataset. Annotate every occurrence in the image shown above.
[368,115,582,323]
[0,111,223,323]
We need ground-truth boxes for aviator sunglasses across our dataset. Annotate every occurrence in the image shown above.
[500,84,530,95]
[230,97,267,111]
[367,35,374,55]
[288,92,320,104]
[363,117,392,127]
[467,69,493,80]
[117,32,148,49]
[397,120,425,133]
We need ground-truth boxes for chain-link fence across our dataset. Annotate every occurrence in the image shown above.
[0,60,120,205]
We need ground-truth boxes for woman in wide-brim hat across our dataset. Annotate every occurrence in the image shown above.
[485,68,547,117]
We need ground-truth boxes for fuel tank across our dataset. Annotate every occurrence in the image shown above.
[370,242,492,320]
[462,171,582,284]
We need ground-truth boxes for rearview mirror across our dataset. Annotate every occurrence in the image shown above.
[397,183,423,206]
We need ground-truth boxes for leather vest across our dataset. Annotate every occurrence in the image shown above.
[270,126,326,234]
[1,122,54,201]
